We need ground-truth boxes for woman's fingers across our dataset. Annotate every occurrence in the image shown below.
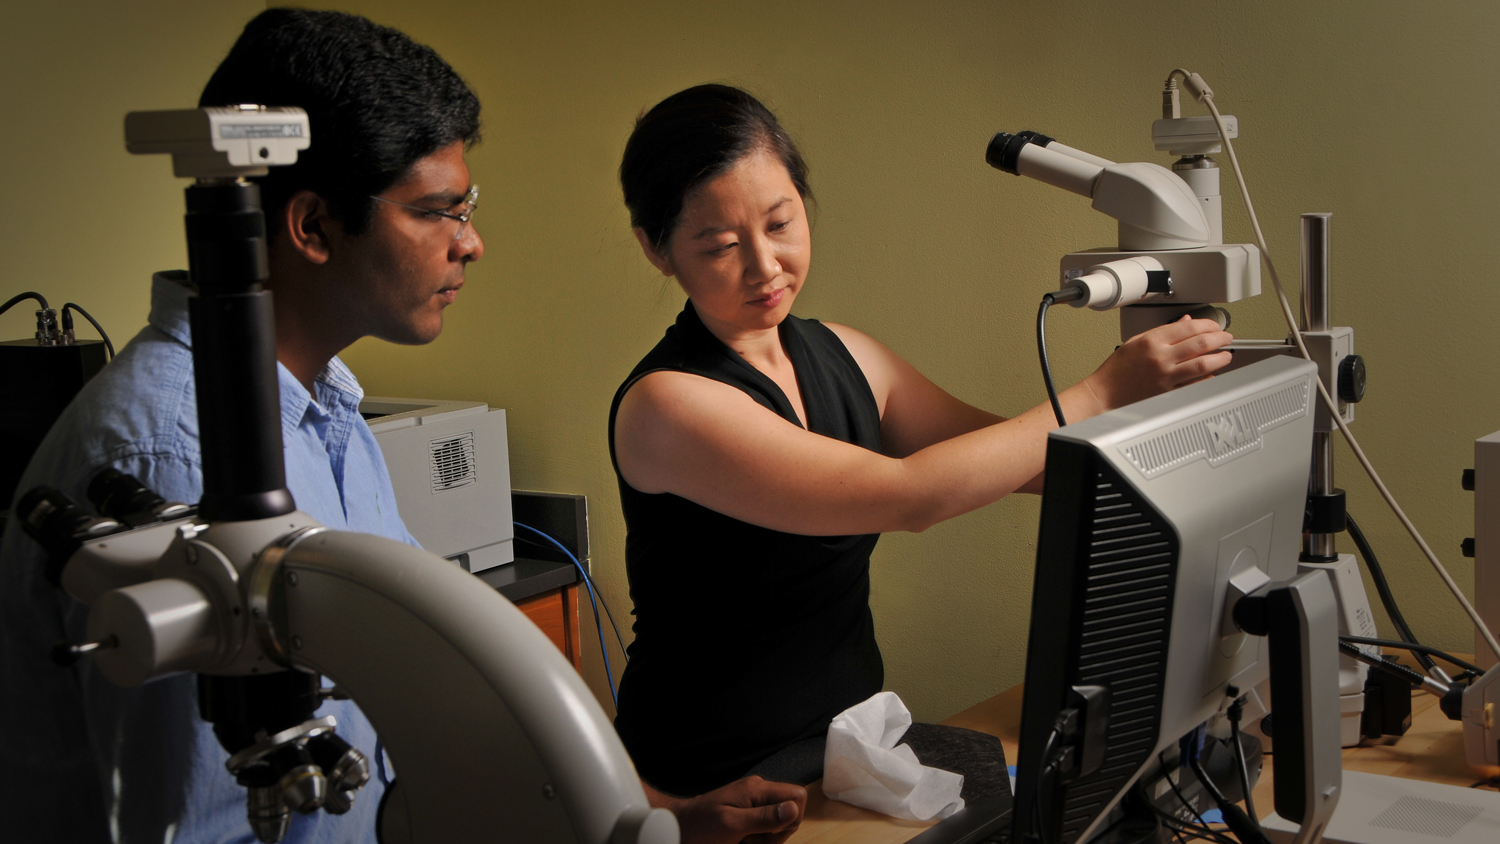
[1091,317,1235,408]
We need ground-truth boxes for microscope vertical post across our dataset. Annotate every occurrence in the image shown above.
[1302,213,1337,562]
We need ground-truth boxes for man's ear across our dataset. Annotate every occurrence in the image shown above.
[281,190,335,265]
[632,227,675,278]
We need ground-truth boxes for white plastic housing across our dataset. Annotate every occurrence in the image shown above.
[1477,430,1500,669]
[125,107,310,178]
[1298,554,1378,747]
[274,530,677,843]
[1012,143,1211,250]
[1461,662,1500,767]
[88,577,217,687]
[1151,115,1238,156]
[1063,256,1167,310]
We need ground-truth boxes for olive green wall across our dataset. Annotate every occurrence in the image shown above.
[9,1,1498,724]
[0,0,267,342]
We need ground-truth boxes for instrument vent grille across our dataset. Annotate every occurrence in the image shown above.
[430,432,477,492]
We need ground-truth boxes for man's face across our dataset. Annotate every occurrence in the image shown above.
[333,141,483,345]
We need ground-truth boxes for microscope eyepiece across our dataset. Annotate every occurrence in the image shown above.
[986,130,1054,174]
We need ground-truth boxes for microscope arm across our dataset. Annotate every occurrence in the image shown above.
[265,529,677,844]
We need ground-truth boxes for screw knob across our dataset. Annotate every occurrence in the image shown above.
[1338,355,1366,403]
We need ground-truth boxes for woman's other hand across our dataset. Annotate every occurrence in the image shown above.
[1084,315,1234,411]
[645,776,807,844]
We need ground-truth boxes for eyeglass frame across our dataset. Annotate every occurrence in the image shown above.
[368,184,479,240]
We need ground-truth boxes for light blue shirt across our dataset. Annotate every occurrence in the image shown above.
[0,271,415,843]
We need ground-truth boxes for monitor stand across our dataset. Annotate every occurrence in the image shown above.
[1262,770,1500,844]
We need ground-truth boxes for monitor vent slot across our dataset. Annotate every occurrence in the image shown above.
[429,432,477,492]
[1119,381,1310,479]
[1060,465,1179,844]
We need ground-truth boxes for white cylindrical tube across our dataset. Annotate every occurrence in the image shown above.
[1045,141,1115,170]
[87,578,218,687]
[1063,256,1166,310]
[1014,142,1103,198]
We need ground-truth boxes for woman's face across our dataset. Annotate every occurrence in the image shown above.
[639,147,810,337]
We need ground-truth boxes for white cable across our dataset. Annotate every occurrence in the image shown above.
[1179,72,1500,661]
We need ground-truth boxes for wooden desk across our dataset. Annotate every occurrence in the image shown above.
[789,664,1499,843]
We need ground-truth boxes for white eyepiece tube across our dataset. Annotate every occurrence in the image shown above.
[1012,142,1104,199]
[1062,256,1171,310]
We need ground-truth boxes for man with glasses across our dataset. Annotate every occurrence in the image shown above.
[0,9,803,844]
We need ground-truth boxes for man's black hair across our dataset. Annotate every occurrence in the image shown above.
[199,8,481,236]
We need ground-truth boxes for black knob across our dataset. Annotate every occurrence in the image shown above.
[1338,355,1367,403]
[1462,538,1476,558]
[1463,469,1476,491]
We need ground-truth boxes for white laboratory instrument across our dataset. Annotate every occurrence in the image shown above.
[16,107,678,844]
[985,125,1261,340]
[988,105,1380,749]
[361,397,514,573]
[1470,431,1500,671]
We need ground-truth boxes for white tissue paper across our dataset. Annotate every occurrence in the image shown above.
[821,691,964,821]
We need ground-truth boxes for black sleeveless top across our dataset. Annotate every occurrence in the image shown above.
[607,302,885,795]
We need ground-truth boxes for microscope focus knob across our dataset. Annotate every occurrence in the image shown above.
[1338,355,1366,403]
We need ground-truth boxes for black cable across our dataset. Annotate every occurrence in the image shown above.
[1226,696,1257,823]
[1144,800,1237,844]
[1032,726,1063,844]
[1137,779,1238,844]
[1340,635,1482,675]
[1338,642,1436,689]
[1037,293,1067,427]
[1345,512,1438,674]
[1188,755,1272,844]
[1160,752,1214,832]
[1,291,49,318]
[62,303,114,359]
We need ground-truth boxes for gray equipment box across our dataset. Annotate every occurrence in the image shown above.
[360,397,513,573]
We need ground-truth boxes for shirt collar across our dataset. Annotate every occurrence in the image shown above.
[147,270,194,346]
[148,270,367,433]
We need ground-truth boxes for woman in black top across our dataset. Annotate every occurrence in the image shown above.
[610,85,1234,796]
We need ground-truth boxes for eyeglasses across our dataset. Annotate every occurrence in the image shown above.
[369,185,479,240]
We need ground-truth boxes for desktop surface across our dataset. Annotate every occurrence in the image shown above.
[789,656,1499,844]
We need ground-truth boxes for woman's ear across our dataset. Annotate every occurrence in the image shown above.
[633,227,675,278]
[281,190,334,265]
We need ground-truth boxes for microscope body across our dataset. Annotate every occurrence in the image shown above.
[41,505,674,843]
[18,107,678,843]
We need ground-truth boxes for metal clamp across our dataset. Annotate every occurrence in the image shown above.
[247,526,325,667]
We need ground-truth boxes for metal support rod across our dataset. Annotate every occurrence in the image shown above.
[1302,213,1331,332]
[1302,213,1336,560]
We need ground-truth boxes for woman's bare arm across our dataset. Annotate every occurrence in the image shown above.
[614,316,1232,536]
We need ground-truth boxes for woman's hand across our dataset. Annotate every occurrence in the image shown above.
[644,776,807,844]
[1083,316,1234,412]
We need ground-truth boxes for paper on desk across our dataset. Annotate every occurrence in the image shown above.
[822,691,964,821]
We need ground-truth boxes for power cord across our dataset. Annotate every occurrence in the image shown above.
[1037,287,1085,427]
[1224,690,1257,824]
[512,521,627,708]
[62,303,114,359]
[1344,513,1438,675]
[1,291,49,317]
[1340,635,1482,676]
[1169,68,1500,663]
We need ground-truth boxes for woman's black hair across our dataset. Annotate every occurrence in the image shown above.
[620,84,811,251]
[199,8,481,237]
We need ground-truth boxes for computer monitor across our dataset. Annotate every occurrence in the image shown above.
[1012,355,1322,844]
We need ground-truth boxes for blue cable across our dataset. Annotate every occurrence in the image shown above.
[513,521,619,708]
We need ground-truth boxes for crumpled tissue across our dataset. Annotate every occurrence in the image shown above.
[821,691,964,820]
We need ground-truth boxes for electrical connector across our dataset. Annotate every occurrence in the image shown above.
[1163,78,1181,120]
[35,307,61,345]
